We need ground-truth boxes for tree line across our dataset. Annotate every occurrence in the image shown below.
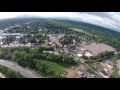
[84,51,115,63]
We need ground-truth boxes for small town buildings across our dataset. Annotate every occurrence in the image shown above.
[77,71,87,78]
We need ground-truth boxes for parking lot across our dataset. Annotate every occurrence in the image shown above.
[81,43,117,55]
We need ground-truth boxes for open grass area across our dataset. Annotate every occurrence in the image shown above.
[58,62,72,68]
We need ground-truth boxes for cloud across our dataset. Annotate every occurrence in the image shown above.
[75,12,120,31]
[0,12,120,32]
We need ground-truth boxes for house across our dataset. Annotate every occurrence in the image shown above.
[60,49,65,53]
[91,74,96,78]
[68,44,76,51]
[48,41,52,45]
[107,63,113,70]
[105,61,113,70]
[104,68,109,73]
[77,71,87,78]
[31,43,39,48]
[102,60,113,72]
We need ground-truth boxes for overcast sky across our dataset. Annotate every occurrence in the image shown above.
[0,12,120,32]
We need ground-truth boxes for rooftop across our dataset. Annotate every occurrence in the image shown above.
[84,53,93,57]
[77,54,83,58]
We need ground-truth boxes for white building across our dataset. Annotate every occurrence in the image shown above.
[73,39,76,46]
[107,63,113,70]
[77,54,83,58]
[84,53,93,57]
[43,51,53,53]
[81,48,87,51]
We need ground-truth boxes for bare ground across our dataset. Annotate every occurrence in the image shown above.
[65,68,77,78]
[81,43,117,55]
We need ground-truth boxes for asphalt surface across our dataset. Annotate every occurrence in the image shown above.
[0,59,41,78]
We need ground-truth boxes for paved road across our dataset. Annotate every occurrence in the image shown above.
[0,59,41,78]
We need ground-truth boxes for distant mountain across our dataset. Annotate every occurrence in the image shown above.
[15,15,43,18]
[14,16,118,32]
[55,19,120,33]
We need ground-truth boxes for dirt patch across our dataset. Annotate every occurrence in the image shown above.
[53,51,59,55]
[65,68,77,78]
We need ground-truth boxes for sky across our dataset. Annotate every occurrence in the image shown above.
[0,12,120,32]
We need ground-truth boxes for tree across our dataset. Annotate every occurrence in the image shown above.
[30,38,37,44]
[12,50,21,62]
[112,59,118,78]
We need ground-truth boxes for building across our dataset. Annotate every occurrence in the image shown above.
[31,43,39,48]
[84,52,93,57]
[73,39,76,46]
[59,48,65,53]
[91,74,96,78]
[81,48,88,51]
[43,51,53,53]
[82,41,90,45]
[107,63,113,70]
[100,70,110,78]
[39,29,42,34]
[16,36,21,43]
[77,54,83,58]
[77,71,87,78]
[68,44,76,50]
[101,60,113,74]
[0,33,20,36]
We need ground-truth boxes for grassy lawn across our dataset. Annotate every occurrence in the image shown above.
[58,62,72,68]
